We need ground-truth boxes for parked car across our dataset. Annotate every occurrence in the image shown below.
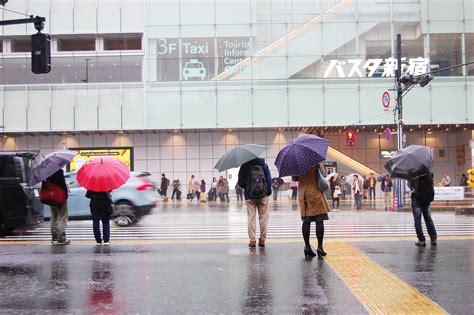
[0,152,43,234]
[44,171,160,226]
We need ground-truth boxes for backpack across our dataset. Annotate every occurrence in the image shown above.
[40,180,67,207]
[247,165,267,199]
[414,174,434,207]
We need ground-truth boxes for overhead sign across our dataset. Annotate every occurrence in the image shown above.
[384,128,391,140]
[324,57,430,78]
[434,187,464,200]
[380,150,396,159]
[68,147,133,172]
[382,92,390,111]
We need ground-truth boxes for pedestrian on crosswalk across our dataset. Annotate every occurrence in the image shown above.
[238,158,272,248]
[298,163,330,259]
[86,190,113,246]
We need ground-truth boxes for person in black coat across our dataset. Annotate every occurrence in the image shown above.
[86,190,113,246]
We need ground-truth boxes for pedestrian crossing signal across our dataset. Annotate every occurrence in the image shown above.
[346,130,355,147]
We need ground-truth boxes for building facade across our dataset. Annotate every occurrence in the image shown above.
[0,0,473,188]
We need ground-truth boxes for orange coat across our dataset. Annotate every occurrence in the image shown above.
[298,167,330,217]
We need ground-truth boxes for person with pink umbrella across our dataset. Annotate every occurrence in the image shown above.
[77,157,130,246]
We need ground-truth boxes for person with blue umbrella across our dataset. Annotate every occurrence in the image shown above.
[275,135,331,259]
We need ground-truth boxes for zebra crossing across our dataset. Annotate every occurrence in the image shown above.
[3,221,474,242]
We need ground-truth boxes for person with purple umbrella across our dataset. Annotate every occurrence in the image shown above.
[297,163,331,259]
[274,135,331,259]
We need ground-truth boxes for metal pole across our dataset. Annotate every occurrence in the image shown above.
[396,34,403,210]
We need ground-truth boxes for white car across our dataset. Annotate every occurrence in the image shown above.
[44,172,160,226]
[183,59,206,80]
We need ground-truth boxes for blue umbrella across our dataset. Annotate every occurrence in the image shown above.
[29,150,77,185]
[275,135,330,177]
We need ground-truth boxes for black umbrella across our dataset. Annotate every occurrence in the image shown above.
[384,145,434,180]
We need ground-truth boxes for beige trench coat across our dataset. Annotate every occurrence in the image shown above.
[298,166,330,217]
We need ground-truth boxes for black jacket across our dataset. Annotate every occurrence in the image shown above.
[237,158,272,200]
[85,190,113,215]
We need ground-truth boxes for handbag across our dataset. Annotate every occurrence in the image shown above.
[40,181,67,207]
[316,168,329,192]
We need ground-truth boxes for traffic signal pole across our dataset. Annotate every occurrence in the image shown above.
[395,34,404,210]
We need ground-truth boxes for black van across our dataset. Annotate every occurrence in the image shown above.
[0,152,43,234]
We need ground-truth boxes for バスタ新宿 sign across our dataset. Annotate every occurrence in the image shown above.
[324,57,430,78]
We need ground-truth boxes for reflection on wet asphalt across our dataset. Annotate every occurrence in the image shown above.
[0,243,365,313]
[353,240,474,314]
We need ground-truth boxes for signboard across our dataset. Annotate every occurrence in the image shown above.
[323,161,337,175]
[68,147,134,172]
[380,150,396,159]
[324,57,430,78]
[382,92,390,111]
[456,145,465,165]
[434,187,464,200]
[384,128,391,140]
[156,37,250,81]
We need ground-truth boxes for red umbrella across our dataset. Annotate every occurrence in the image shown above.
[77,157,130,192]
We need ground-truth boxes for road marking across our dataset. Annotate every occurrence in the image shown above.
[324,242,447,315]
[0,235,472,246]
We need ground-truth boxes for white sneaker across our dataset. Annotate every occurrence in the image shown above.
[103,242,110,246]
[96,242,102,246]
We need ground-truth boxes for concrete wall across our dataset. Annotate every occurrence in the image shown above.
[1,129,471,193]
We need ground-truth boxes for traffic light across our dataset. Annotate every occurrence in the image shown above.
[31,32,51,74]
[346,130,355,147]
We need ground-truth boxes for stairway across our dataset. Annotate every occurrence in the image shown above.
[215,0,414,81]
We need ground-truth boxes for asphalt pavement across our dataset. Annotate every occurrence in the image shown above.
[0,201,473,314]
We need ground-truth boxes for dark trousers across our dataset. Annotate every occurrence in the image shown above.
[171,188,181,200]
[354,192,362,210]
[92,211,110,243]
[291,187,298,200]
[412,204,437,242]
[369,187,376,199]
[236,192,243,201]
[332,197,340,209]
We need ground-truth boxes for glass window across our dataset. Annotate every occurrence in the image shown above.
[430,33,462,76]
[0,55,142,85]
[466,33,474,76]
[57,36,96,51]
[104,34,142,50]
[11,37,31,52]
[394,22,424,59]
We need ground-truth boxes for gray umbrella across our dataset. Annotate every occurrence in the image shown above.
[214,144,266,172]
[384,145,433,180]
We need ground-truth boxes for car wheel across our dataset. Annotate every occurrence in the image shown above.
[112,201,137,227]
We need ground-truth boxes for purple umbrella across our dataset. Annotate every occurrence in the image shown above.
[29,150,77,185]
[275,135,330,177]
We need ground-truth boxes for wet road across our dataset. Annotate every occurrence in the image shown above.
[1,202,473,313]
[3,202,474,241]
[0,242,365,314]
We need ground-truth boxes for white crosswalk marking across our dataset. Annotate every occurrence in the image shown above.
[4,222,474,241]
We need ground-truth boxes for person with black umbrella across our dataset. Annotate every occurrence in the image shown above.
[408,173,437,246]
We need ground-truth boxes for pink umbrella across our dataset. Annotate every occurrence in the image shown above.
[77,157,130,192]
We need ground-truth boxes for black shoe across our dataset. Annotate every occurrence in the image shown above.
[304,246,316,258]
[317,248,327,257]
